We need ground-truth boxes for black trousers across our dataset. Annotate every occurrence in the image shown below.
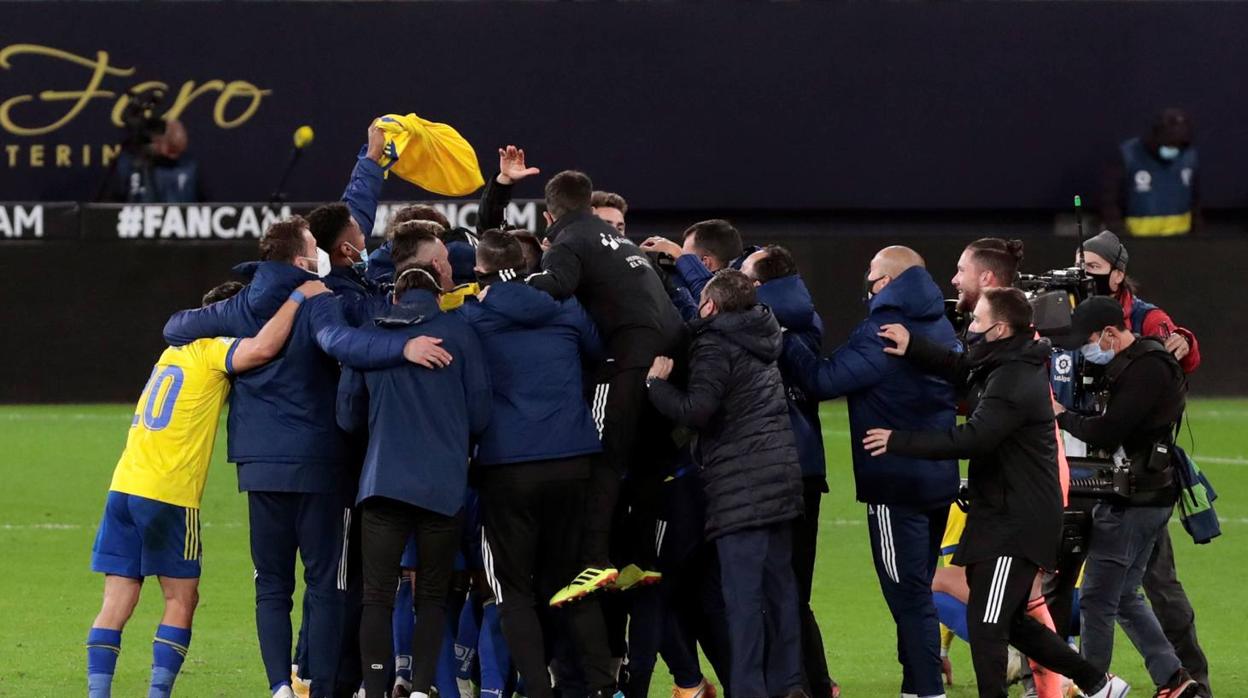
[582,364,650,567]
[358,496,463,698]
[965,556,1105,698]
[1143,526,1212,696]
[792,477,831,695]
[480,457,616,698]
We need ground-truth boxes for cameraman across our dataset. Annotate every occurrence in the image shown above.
[1053,297,1200,698]
[1080,230,1200,374]
[106,118,204,203]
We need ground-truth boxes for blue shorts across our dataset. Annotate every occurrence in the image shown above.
[91,491,202,579]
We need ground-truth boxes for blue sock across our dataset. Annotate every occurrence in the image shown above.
[393,579,415,682]
[478,600,510,698]
[149,624,192,698]
[933,591,969,643]
[87,627,123,698]
[454,593,482,682]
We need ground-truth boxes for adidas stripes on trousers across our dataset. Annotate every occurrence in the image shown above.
[479,457,616,698]
[965,556,1105,698]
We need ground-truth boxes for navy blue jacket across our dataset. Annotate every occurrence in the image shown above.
[782,266,960,508]
[757,274,827,482]
[317,290,492,515]
[366,241,396,287]
[162,261,352,493]
[457,282,603,466]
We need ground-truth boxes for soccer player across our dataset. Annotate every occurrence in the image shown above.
[85,278,329,698]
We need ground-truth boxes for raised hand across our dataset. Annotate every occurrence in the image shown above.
[366,121,387,163]
[497,145,541,185]
[640,236,682,259]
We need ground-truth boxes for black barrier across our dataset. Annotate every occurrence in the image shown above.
[0,200,547,240]
[0,233,1237,403]
[4,3,1248,210]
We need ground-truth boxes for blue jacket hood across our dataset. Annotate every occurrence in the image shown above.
[757,275,817,332]
[375,289,440,326]
[365,241,396,285]
[869,266,946,321]
[477,282,561,328]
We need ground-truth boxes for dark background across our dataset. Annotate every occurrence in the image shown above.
[2,234,1238,402]
[3,2,1248,210]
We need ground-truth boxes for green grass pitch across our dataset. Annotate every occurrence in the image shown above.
[1,400,1244,696]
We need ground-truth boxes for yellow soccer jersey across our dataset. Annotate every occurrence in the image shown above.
[109,337,239,508]
[939,504,967,566]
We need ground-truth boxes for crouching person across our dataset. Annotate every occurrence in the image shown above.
[315,261,492,698]
[644,269,806,698]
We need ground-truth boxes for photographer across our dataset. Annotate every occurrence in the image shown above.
[867,288,1126,698]
[1053,297,1200,698]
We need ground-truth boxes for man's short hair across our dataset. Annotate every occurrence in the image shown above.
[508,229,543,273]
[590,190,628,215]
[259,216,309,263]
[390,220,444,268]
[683,219,744,268]
[751,245,797,283]
[202,281,244,307]
[544,170,593,220]
[386,204,450,239]
[306,202,352,251]
[981,287,1034,333]
[476,229,526,274]
[966,238,1024,285]
[394,261,443,297]
[704,269,757,314]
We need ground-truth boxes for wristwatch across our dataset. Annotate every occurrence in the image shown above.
[645,375,659,389]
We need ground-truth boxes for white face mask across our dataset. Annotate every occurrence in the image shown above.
[315,248,331,278]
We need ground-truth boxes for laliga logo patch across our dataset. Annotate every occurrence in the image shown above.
[1134,170,1152,193]
[599,232,620,250]
[1055,354,1073,376]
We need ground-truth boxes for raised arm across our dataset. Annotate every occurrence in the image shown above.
[478,145,540,232]
[646,341,731,430]
[230,281,331,373]
[163,291,253,347]
[782,322,891,401]
[886,367,1027,460]
[341,122,387,238]
[526,241,581,300]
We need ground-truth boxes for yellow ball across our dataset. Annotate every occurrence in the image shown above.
[294,125,315,149]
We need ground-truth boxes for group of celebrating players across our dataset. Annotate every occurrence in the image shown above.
[85,123,1209,698]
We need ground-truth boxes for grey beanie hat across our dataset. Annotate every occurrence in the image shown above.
[1082,230,1129,270]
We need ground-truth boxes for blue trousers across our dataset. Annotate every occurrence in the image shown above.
[248,491,347,697]
[867,503,946,698]
[715,523,803,698]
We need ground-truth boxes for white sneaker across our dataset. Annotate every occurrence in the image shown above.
[1006,647,1025,683]
[273,686,297,698]
[1086,674,1130,698]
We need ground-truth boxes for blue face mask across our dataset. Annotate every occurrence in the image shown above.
[1081,339,1116,365]
[1158,145,1182,161]
[345,242,369,274]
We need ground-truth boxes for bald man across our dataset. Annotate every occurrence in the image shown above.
[781,246,961,698]
[108,118,203,203]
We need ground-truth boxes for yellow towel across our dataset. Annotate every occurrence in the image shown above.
[375,113,484,196]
